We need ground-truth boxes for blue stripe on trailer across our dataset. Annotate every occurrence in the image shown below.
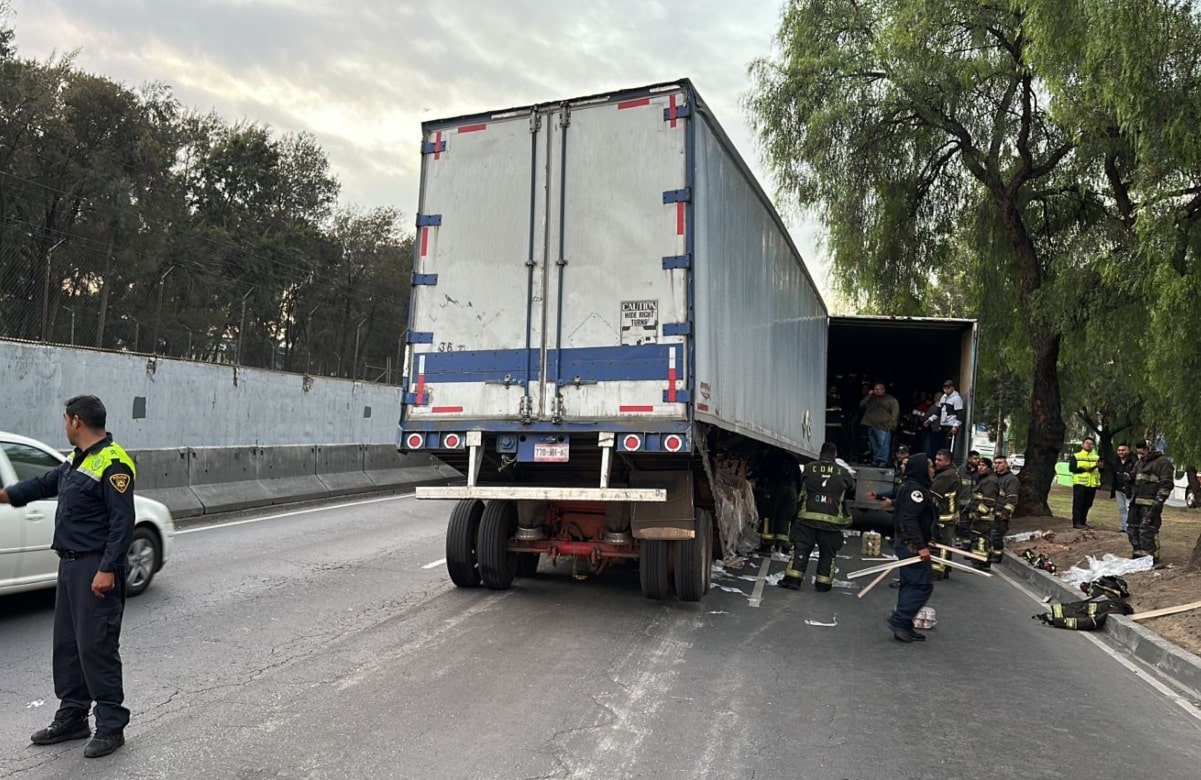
[401,419,693,434]
[416,214,443,227]
[411,273,439,286]
[662,187,691,204]
[662,254,691,270]
[418,344,682,384]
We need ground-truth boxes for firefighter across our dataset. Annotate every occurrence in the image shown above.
[968,457,1000,568]
[752,447,801,553]
[779,442,855,591]
[1127,440,1175,563]
[956,450,980,542]
[992,454,1020,564]
[929,448,960,579]
[886,453,937,642]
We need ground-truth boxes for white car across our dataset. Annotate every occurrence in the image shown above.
[0,431,174,597]
[1008,453,1025,473]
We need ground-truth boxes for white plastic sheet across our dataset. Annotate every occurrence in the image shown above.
[1059,553,1156,586]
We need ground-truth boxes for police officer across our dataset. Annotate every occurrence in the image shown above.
[968,457,1000,568]
[886,453,936,642]
[1127,440,1175,563]
[0,396,135,758]
[992,455,1020,564]
[929,448,960,579]
[779,442,855,591]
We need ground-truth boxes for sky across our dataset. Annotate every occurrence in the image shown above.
[6,0,830,291]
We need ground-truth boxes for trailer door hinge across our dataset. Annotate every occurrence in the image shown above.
[662,188,692,204]
[416,214,443,228]
[409,332,434,344]
[662,254,691,270]
[411,273,438,286]
[663,390,692,403]
[421,139,446,155]
[663,322,692,336]
[663,102,693,121]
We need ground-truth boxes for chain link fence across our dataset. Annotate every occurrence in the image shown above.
[0,240,410,385]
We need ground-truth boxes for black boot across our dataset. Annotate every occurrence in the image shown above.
[31,717,90,746]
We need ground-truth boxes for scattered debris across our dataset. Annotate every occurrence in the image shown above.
[1007,530,1051,543]
[804,616,838,627]
[1059,553,1156,586]
[26,700,45,709]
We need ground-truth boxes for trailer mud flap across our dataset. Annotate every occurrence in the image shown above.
[630,471,695,540]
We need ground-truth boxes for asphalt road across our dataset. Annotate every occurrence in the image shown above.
[1,495,1199,779]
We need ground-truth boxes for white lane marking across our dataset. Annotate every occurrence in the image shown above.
[997,566,1201,723]
[748,557,771,608]
[422,558,446,570]
[176,493,416,535]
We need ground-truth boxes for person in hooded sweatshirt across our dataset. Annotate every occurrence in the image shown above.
[886,452,937,643]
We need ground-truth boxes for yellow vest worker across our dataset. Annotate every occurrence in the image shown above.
[1068,439,1102,528]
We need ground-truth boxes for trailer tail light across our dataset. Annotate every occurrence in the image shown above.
[405,433,425,450]
[621,434,642,452]
[663,434,685,453]
[442,432,464,449]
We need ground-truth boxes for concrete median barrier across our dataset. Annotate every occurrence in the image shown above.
[131,448,203,519]
[257,445,329,504]
[316,444,375,495]
[363,445,459,489]
[188,446,273,514]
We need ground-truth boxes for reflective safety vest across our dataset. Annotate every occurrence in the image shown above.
[1071,450,1100,488]
[79,442,138,482]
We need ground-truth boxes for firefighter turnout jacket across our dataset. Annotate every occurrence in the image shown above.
[797,458,856,530]
[1131,450,1175,510]
[995,471,1020,521]
[931,465,960,524]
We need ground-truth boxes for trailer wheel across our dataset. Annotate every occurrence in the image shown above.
[674,510,713,602]
[446,499,485,588]
[639,539,671,600]
[515,553,541,578]
[479,500,518,590]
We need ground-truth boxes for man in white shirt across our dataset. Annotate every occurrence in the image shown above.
[924,380,963,457]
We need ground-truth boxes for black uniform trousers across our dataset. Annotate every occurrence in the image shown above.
[1071,485,1096,526]
[54,555,129,733]
[887,538,933,633]
[785,522,844,591]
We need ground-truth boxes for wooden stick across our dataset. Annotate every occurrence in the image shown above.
[847,557,924,579]
[856,569,893,599]
[1129,600,1201,621]
[930,542,990,563]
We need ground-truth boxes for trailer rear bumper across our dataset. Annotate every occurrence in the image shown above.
[415,486,667,502]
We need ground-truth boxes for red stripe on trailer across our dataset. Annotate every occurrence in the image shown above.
[676,202,685,235]
[667,347,677,403]
[697,403,710,412]
[414,356,426,404]
[668,94,678,128]
[458,123,487,133]
[420,227,429,257]
[619,405,655,413]
[431,406,464,414]
[617,98,651,110]
[434,130,443,161]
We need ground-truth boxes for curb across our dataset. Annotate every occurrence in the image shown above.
[1001,550,1201,701]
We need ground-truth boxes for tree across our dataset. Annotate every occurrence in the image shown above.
[749,0,1084,514]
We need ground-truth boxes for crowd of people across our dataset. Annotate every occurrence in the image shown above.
[751,425,1180,645]
[827,379,965,465]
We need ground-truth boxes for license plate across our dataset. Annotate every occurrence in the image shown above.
[534,442,570,462]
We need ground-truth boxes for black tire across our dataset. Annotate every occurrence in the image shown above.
[639,539,671,600]
[674,510,713,602]
[478,501,518,590]
[446,499,484,588]
[125,525,160,597]
[515,552,541,578]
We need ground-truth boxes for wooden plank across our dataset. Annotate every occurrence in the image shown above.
[847,557,924,579]
[856,569,893,599]
[1129,600,1201,621]
[930,542,989,562]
